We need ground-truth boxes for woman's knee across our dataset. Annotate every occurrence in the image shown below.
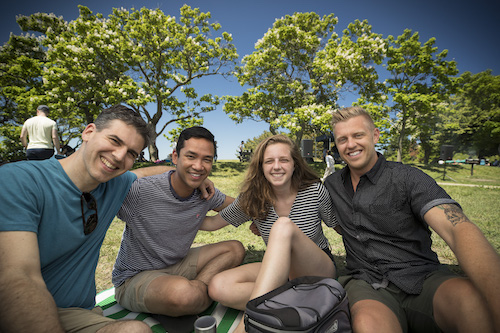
[270,217,296,237]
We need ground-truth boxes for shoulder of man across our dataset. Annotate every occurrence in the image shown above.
[384,160,426,175]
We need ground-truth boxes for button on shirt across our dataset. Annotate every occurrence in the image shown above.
[324,154,459,294]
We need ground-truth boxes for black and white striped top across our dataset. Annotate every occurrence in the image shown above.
[112,171,226,287]
[219,182,338,250]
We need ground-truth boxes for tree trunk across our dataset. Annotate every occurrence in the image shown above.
[418,136,431,165]
[397,130,404,162]
[148,142,159,162]
[422,143,431,164]
[397,109,409,163]
[148,112,160,162]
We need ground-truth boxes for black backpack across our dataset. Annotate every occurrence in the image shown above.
[245,276,352,333]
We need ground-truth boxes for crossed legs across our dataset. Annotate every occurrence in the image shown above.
[139,240,245,317]
[210,217,336,333]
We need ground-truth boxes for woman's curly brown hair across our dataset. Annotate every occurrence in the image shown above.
[238,134,320,220]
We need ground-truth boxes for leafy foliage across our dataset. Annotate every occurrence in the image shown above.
[0,13,65,160]
[108,5,238,160]
[1,5,238,161]
[383,29,458,162]
[0,6,497,164]
[224,13,385,145]
[451,71,500,157]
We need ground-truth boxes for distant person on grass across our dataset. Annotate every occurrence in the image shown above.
[112,126,245,328]
[324,106,500,332]
[0,105,213,333]
[20,104,61,160]
[205,134,340,333]
[321,149,335,182]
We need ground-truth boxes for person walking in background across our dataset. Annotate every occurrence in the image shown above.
[20,105,61,160]
[321,149,335,181]
[238,140,245,162]
[205,135,340,333]
[239,140,244,154]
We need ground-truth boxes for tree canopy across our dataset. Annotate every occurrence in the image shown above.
[383,29,458,162]
[223,13,385,146]
[1,6,497,163]
[1,5,237,161]
[443,70,500,157]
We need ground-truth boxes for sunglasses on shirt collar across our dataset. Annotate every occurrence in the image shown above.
[80,192,98,235]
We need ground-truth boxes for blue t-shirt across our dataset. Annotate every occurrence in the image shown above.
[0,158,136,309]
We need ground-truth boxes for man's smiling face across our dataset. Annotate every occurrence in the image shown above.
[171,137,214,198]
[81,120,144,186]
[334,115,380,176]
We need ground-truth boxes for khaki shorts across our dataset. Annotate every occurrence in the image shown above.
[339,269,458,333]
[58,306,115,333]
[115,247,201,313]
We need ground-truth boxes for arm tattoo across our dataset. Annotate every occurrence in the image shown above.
[437,204,471,227]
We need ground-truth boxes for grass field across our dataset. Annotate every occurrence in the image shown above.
[95,160,500,292]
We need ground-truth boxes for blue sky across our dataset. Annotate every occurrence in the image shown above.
[2,0,499,160]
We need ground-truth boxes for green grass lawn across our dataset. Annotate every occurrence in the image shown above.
[96,160,500,292]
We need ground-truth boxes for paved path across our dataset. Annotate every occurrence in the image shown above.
[437,182,500,189]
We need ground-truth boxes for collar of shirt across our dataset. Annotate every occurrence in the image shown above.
[341,152,385,197]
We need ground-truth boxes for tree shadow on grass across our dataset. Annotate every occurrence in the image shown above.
[212,161,248,173]
[243,249,465,279]
[415,163,462,174]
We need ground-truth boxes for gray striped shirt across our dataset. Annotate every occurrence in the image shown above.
[112,170,226,287]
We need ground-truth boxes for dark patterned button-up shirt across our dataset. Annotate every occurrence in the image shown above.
[324,154,459,294]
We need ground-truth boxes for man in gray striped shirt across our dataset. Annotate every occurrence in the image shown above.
[112,127,245,325]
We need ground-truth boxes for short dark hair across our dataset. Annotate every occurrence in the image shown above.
[94,105,151,149]
[176,126,216,156]
[37,105,50,114]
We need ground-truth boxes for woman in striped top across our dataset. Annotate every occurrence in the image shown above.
[204,135,341,317]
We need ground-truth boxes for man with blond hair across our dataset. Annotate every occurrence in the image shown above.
[324,106,500,332]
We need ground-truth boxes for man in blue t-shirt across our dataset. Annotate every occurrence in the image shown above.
[324,106,500,332]
[0,105,213,333]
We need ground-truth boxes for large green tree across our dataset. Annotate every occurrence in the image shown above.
[0,13,67,161]
[446,70,500,157]
[224,13,385,145]
[109,5,238,160]
[42,7,131,147]
[384,29,458,162]
[2,5,237,161]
